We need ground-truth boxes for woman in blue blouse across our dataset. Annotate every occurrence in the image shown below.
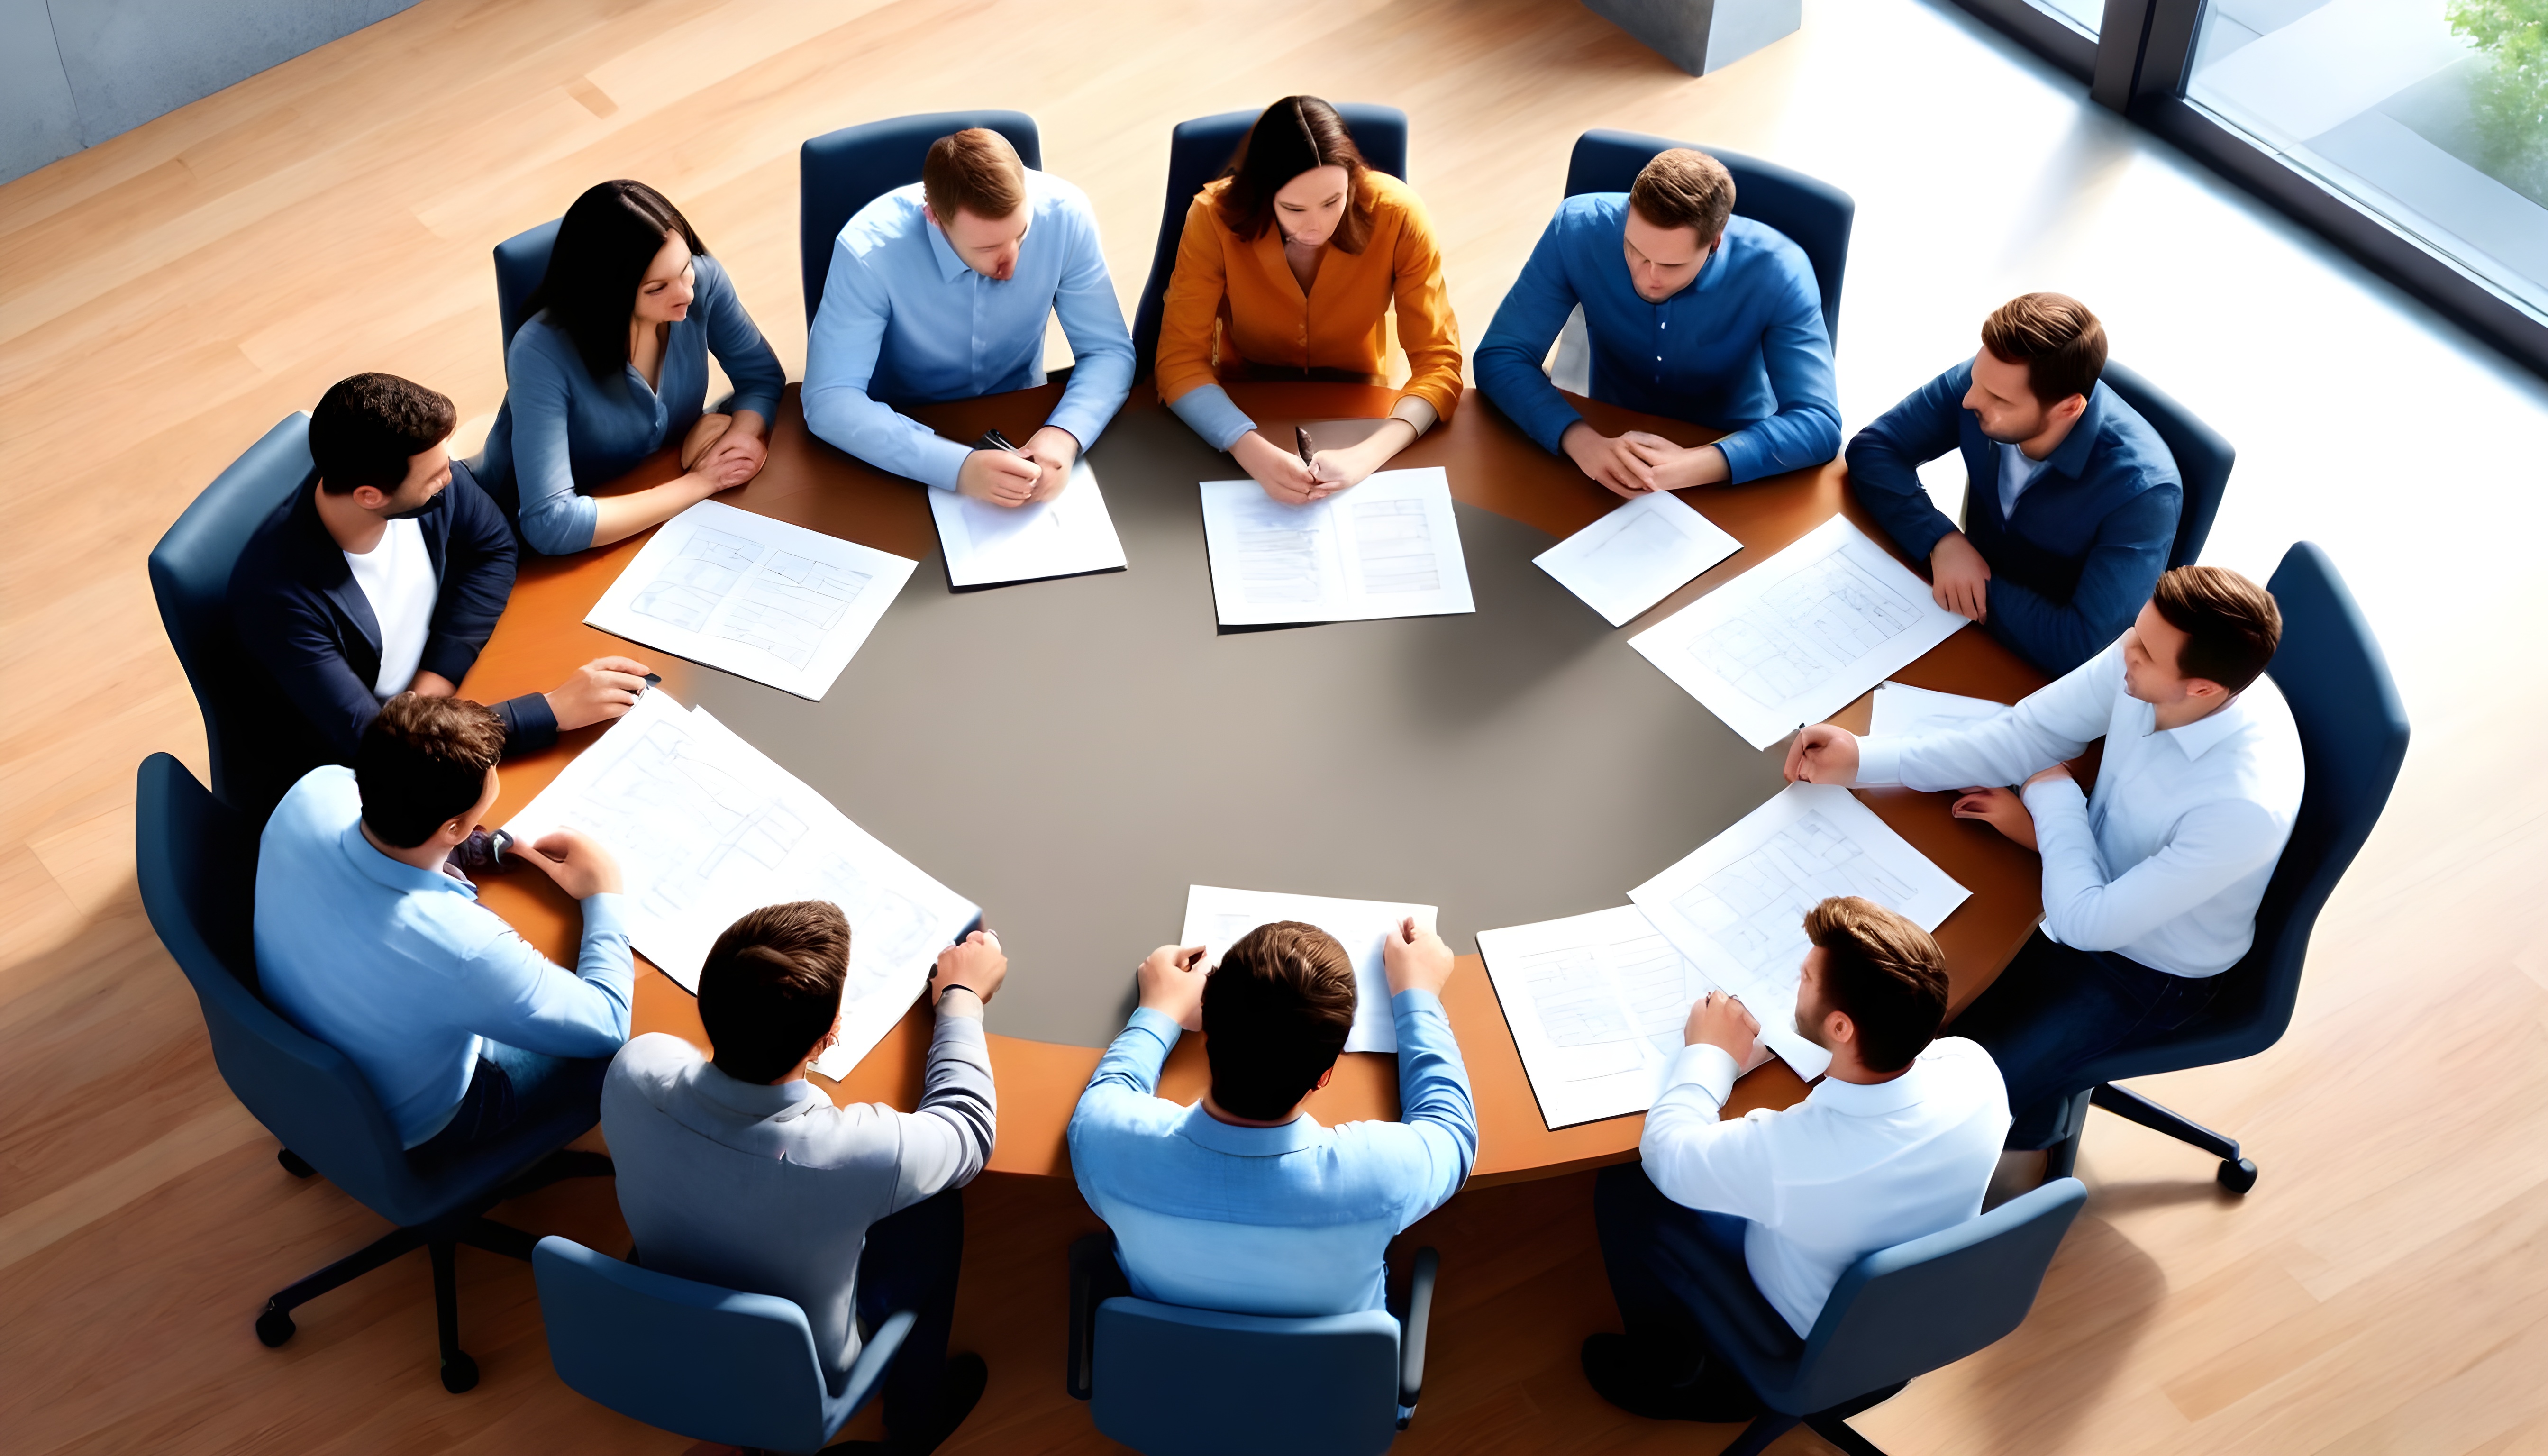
[481,180,786,554]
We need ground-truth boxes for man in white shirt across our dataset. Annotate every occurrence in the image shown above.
[1785,565,2302,1147]
[1586,897,2009,1421]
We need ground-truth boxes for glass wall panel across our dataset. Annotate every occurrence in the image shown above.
[2035,0,2104,34]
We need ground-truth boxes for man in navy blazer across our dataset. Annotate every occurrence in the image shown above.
[1847,294,2181,676]
[230,373,648,816]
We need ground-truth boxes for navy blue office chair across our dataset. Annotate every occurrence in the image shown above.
[1561,129,1854,349]
[1065,1233,1439,1456]
[1128,104,1410,379]
[2101,360,2233,568]
[147,415,315,812]
[1698,1178,2089,1456]
[493,217,562,351]
[2037,541,2408,1192]
[534,1236,913,1452]
[136,753,614,1392]
[799,110,1043,327]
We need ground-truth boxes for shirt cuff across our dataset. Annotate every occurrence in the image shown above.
[1712,430,1765,485]
[1663,1041,1739,1109]
[2020,771,2090,819]
[932,1011,991,1051]
[1168,384,1257,454]
[1855,736,1905,786]
[1125,1005,1185,1046]
[577,890,627,941]
[912,432,975,492]
[1391,987,1445,1020]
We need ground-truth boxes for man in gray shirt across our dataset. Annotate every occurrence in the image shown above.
[602,901,1004,1453]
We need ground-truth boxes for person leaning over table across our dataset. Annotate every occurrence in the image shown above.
[476,179,786,555]
[254,693,634,1158]
[1153,95,1462,505]
[802,127,1135,509]
[1067,919,1475,1318]
[1785,565,2301,1152]
[1847,292,2182,677]
[1472,147,1840,500]
[603,902,1003,1454]
[1585,897,2008,1423]
[229,372,650,820]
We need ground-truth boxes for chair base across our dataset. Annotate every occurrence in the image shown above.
[1719,1382,1907,1456]
[2043,1083,2259,1194]
[257,1147,612,1391]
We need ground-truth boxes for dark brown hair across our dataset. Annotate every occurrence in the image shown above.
[526,180,707,384]
[1213,96,1374,254]
[1628,148,1737,241]
[922,127,1028,224]
[309,373,456,495]
[1805,897,1949,1074]
[1201,921,1358,1119]
[353,693,505,848]
[699,901,851,1084]
[1980,292,2107,407]
[2151,565,2281,692]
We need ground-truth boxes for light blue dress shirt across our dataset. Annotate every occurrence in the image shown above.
[802,172,1135,490]
[252,766,635,1147]
[482,254,785,555]
[1066,993,1477,1317]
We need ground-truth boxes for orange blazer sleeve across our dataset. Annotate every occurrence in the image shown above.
[1385,185,1463,422]
[1153,192,1229,406]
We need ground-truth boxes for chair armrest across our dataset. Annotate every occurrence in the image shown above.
[844,1309,917,1416]
[1066,1233,1120,1401]
[1399,1246,1439,1409]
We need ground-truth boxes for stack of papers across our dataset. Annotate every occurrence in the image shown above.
[502,689,979,1080]
[1177,885,1439,1054]
[1198,467,1474,626]
[928,458,1128,588]
[1533,489,1743,628]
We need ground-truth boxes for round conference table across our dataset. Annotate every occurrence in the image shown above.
[467,379,2050,1186]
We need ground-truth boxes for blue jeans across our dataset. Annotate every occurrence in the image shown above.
[1594,1164,1804,1376]
[1950,931,2221,1147]
[409,1040,609,1162]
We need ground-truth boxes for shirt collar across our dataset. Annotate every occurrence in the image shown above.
[925,217,974,283]
[1804,1062,1930,1117]
[685,1059,833,1121]
[2044,382,2111,477]
[2159,692,2253,761]
[337,819,476,899]
[1174,1101,1328,1156]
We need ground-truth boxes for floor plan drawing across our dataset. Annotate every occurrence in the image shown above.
[1199,468,1474,626]
[1533,488,1743,627]
[1696,552,1928,709]
[1665,809,1919,1000]
[627,526,761,632]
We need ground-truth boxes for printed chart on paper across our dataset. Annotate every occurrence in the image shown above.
[1178,885,1439,1053]
[1197,467,1475,626]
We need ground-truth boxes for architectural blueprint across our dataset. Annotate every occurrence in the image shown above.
[584,500,918,700]
[928,458,1128,588]
[501,690,979,1079]
[1870,681,2013,737]
[1177,885,1441,1053]
[1197,467,1475,626]
[1627,515,1967,748]
[1629,783,1969,1078]
[1533,488,1742,628]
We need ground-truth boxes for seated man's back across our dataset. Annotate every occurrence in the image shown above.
[1069,920,1476,1317]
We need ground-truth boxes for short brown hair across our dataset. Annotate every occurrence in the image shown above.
[1202,921,1358,1119]
[923,128,1027,223]
[353,693,504,848]
[1214,96,1375,254]
[1628,148,1736,241]
[310,373,455,495]
[1806,897,1949,1074]
[1980,292,2107,407]
[699,901,851,1084]
[2151,565,2280,692]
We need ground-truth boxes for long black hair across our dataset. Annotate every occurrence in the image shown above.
[525,180,707,383]
[1214,96,1374,254]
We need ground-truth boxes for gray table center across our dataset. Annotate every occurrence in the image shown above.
[687,410,1789,1047]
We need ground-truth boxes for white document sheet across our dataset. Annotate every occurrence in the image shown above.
[1628,515,1967,749]
[584,500,918,701]
[1628,783,1971,1080]
[1198,467,1475,626]
[1478,905,1776,1130]
[927,459,1128,588]
[501,690,979,1078]
[1533,490,1742,628]
[1177,885,1439,1054]
[1870,681,2013,737]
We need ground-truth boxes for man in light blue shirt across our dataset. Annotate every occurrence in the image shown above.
[1067,919,1475,1317]
[255,692,633,1154]
[803,127,1134,506]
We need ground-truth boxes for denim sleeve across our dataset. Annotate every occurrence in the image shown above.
[1845,364,1970,562]
[502,332,601,555]
[1473,213,1586,455]
[694,258,785,423]
[1709,258,1840,484]
[1984,480,2179,676]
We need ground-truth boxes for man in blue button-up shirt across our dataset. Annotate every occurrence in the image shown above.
[1847,294,2183,676]
[1068,919,1476,1319]
[1475,149,1840,496]
[803,127,1134,507]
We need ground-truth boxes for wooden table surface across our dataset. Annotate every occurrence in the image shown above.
[463,380,2050,1185]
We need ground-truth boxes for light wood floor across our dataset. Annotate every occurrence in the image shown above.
[7,0,2548,1452]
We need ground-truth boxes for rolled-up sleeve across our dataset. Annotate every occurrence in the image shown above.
[1474,213,1585,455]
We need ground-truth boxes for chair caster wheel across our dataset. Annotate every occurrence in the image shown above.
[278,1149,316,1178]
[2217,1157,2258,1194]
[441,1350,480,1393]
[255,1307,295,1347]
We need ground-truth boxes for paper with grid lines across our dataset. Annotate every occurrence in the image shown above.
[1198,467,1474,625]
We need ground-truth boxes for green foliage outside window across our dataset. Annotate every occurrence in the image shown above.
[2448,0,2548,200]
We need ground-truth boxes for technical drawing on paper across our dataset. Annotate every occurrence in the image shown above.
[1583,509,1687,583]
[1518,946,1636,1047]
[1667,809,1916,998]
[1231,505,1332,605]
[1352,498,1442,594]
[709,554,873,670]
[629,527,762,632]
[1691,553,1928,709]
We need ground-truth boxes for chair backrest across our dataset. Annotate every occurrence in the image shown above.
[798,110,1043,327]
[1128,104,1410,379]
[493,217,562,351]
[1780,1177,2088,1413]
[1561,129,1854,350]
[533,1236,908,1453]
[134,753,422,1213]
[146,416,316,810]
[2100,360,2233,568]
[1089,1298,1405,1456]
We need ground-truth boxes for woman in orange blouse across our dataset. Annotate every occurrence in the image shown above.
[1156,96,1462,504]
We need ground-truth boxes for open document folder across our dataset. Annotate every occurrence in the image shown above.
[1178,885,1439,1054]
[1198,467,1474,626]
[927,457,1127,589]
